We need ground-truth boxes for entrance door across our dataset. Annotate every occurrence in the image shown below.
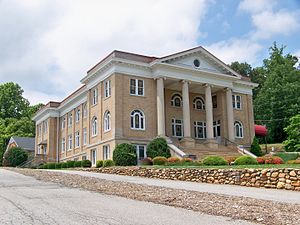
[91,149,97,166]
[213,120,221,138]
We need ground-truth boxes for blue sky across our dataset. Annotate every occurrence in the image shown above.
[0,0,299,104]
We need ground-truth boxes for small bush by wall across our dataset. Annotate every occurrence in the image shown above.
[47,163,56,169]
[113,143,137,166]
[61,162,68,168]
[147,138,170,158]
[140,157,153,165]
[153,156,167,165]
[103,160,115,167]
[96,160,103,168]
[67,161,75,168]
[234,156,258,165]
[74,161,82,167]
[250,137,262,156]
[286,160,300,164]
[167,157,180,165]
[81,160,91,168]
[203,156,228,166]
[55,162,62,169]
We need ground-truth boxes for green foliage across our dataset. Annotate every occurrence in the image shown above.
[146,138,170,158]
[81,160,91,168]
[283,115,300,152]
[103,160,115,167]
[67,161,75,168]
[61,162,68,168]
[113,143,137,166]
[167,157,180,165]
[74,161,82,167]
[47,163,56,169]
[234,156,258,165]
[286,160,300,164]
[2,147,28,167]
[250,137,263,156]
[152,156,167,165]
[55,162,62,169]
[96,160,103,168]
[140,157,153,165]
[273,152,299,162]
[202,156,228,166]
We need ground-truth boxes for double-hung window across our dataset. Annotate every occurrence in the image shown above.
[83,128,87,145]
[75,131,80,148]
[68,113,72,127]
[130,79,144,96]
[232,95,242,109]
[104,80,111,98]
[103,145,110,160]
[61,117,66,129]
[68,135,72,150]
[61,138,65,153]
[92,88,98,105]
[76,109,80,122]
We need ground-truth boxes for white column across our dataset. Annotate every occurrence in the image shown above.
[156,77,165,136]
[205,84,214,139]
[226,88,235,141]
[182,80,191,138]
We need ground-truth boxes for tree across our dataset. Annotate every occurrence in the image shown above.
[250,137,262,156]
[254,43,300,143]
[283,114,300,152]
[3,147,28,167]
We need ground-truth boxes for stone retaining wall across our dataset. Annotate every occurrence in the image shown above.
[79,167,300,191]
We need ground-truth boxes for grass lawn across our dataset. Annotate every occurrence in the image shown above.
[148,164,300,169]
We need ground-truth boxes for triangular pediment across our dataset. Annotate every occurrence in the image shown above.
[158,46,241,77]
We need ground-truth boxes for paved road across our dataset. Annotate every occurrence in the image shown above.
[53,169,300,204]
[0,169,255,225]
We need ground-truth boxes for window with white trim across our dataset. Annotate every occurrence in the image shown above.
[76,109,80,122]
[68,134,72,150]
[82,155,87,160]
[130,79,144,96]
[234,121,243,138]
[130,110,145,130]
[75,131,80,148]
[37,145,41,154]
[61,117,66,129]
[43,121,48,133]
[61,138,65,153]
[193,97,205,110]
[92,88,98,105]
[68,113,72,127]
[194,121,207,139]
[104,80,111,98]
[232,95,242,109]
[83,104,87,118]
[83,128,87,145]
[135,145,147,161]
[171,93,182,107]
[91,149,97,166]
[92,117,98,136]
[43,146,47,155]
[104,111,111,132]
[103,145,110,160]
[38,125,42,136]
[172,119,183,137]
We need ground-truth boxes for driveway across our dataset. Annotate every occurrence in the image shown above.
[0,169,254,225]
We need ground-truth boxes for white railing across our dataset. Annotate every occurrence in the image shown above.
[237,145,257,158]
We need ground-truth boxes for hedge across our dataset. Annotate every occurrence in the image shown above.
[202,156,228,166]
[234,156,258,165]
[113,143,137,166]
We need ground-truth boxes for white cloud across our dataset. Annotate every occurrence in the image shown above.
[238,0,276,13]
[0,0,209,104]
[205,38,262,64]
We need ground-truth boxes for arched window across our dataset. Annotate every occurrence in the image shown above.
[234,121,243,138]
[104,111,111,132]
[130,110,145,130]
[193,97,205,110]
[171,93,182,107]
[92,117,98,136]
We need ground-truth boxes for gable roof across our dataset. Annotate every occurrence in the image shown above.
[10,136,35,151]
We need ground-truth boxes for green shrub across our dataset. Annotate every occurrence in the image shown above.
[113,143,137,166]
[153,156,167,165]
[286,160,300,164]
[103,160,115,167]
[234,156,258,165]
[273,152,299,162]
[250,137,262,156]
[37,164,44,169]
[167,157,180,165]
[202,156,228,166]
[224,156,239,164]
[67,161,75,168]
[61,162,68,168]
[74,160,82,167]
[2,147,28,167]
[140,157,153,165]
[180,158,194,166]
[147,138,170,158]
[47,163,56,169]
[55,162,62,169]
[96,160,103,168]
[81,160,91,168]
[42,164,48,169]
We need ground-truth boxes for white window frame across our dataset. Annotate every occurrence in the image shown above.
[92,88,98,105]
[130,79,144,96]
[75,131,80,148]
[75,109,80,122]
[104,80,111,98]
[232,94,242,109]
[61,117,66,129]
[103,145,110,160]
[172,118,183,137]
[135,145,147,161]
[91,149,97,166]
[68,113,72,127]
[68,134,72,150]
[103,111,111,132]
[234,121,244,138]
[43,121,48,134]
[37,145,41,154]
[43,145,47,155]
[92,117,98,137]
[130,109,145,130]
[83,104,87,118]
[83,128,87,145]
[61,138,65,153]
[193,97,205,110]
[194,121,207,139]
[171,93,182,107]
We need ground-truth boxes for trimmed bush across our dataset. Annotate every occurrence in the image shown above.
[61,162,68,168]
[167,157,180,165]
[55,162,62,169]
[250,137,262,156]
[113,143,137,166]
[67,161,75,168]
[47,163,56,169]
[286,160,300,164]
[81,160,91,168]
[256,157,265,164]
[140,157,153,165]
[2,147,28,167]
[180,158,193,165]
[224,156,239,164]
[74,160,82,167]
[273,152,299,162]
[96,160,103,168]
[202,156,228,166]
[234,156,258,165]
[153,156,167,165]
[147,138,170,158]
[264,156,284,164]
[103,160,115,167]
[42,164,48,169]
